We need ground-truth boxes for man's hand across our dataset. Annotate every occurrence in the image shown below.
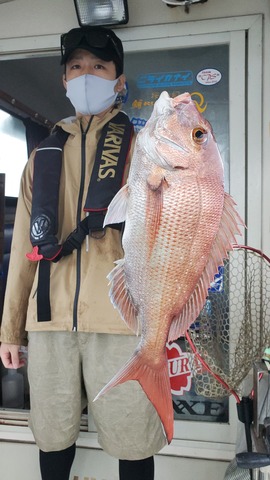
[0,343,26,369]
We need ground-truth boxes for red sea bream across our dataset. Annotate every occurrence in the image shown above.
[94,91,244,443]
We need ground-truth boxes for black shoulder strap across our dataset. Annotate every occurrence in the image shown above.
[84,111,133,230]
[29,127,69,260]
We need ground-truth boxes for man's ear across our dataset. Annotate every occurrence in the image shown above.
[62,74,67,91]
[115,74,126,93]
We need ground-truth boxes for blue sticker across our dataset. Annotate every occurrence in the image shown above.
[131,117,147,132]
[137,71,193,89]
[209,266,224,293]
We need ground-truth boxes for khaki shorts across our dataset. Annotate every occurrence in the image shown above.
[27,331,166,459]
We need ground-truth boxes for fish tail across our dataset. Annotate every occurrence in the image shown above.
[93,351,174,444]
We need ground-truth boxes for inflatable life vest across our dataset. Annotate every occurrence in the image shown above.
[26,112,134,321]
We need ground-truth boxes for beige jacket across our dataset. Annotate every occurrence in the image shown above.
[0,108,135,346]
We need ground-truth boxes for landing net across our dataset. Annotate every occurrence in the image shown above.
[185,246,270,400]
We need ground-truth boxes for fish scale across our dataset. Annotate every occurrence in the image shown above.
[94,91,244,444]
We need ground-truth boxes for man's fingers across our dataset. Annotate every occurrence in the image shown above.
[0,344,24,369]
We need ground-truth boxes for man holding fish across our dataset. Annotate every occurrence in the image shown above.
[0,26,166,480]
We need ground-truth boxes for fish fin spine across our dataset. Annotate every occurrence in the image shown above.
[108,258,139,335]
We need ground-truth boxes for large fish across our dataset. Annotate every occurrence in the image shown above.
[94,91,244,443]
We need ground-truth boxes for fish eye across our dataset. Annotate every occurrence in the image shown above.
[192,127,208,144]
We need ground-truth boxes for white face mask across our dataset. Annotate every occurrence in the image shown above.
[66,74,119,115]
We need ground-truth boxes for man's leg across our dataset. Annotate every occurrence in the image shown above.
[39,443,76,480]
[28,332,84,478]
[119,456,154,480]
[82,334,166,461]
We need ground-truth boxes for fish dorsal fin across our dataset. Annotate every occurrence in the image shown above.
[168,192,245,342]
[103,184,129,227]
[107,259,140,335]
[168,273,209,342]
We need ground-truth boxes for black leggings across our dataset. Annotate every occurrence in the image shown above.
[119,456,154,480]
[40,445,154,480]
[39,444,76,480]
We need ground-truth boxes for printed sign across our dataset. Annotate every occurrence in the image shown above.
[196,68,222,86]
[167,342,192,395]
[137,71,193,89]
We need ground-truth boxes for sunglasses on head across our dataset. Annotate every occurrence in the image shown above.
[61,29,122,63]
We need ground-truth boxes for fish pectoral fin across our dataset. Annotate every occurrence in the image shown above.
[94,351,173,444]
[103,184,129,227]
[108,259,140,335]
[147,166,167,191]
[146,173,167,250]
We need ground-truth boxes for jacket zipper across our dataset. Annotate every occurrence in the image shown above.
[72,118,93,331]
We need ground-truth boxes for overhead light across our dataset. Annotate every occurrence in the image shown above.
[162,0,208,13]
[74,0,129,27]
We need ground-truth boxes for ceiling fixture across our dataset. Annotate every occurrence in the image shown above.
[162,0,208,14]
[74,0,129,27]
